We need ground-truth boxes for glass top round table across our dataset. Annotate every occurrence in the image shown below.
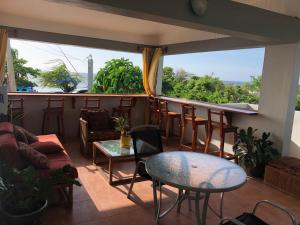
[146,151,247,193]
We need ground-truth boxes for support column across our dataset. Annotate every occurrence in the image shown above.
[156,56,164,95]
[87,55,93,92]
[6,39,16,92]
[259,43,300,156]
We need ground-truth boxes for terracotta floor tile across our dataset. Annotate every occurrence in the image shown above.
[41,139,300,225]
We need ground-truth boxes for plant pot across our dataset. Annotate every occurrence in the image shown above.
[120,135,131,148]
[247,164,266,178]
[0,200,48,225]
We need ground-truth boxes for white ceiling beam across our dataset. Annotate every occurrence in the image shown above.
[51,0,300,43]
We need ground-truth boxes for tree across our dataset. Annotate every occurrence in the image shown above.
[92,58,144,94]
[9,49,41,87]
[161,66,262,105]
[39,62,81,92]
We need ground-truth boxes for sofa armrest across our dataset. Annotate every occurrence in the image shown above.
[80,118,88,144]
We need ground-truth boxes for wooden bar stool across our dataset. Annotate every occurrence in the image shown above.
[180,104,208,151]
[80,97,102,119]
[148,96,159,125]
[8,98,24,126]
[205,109,238,161]
[112,97,136,127]
[83,97,101,110]
[158,100,181,144]
[42,97,65,140]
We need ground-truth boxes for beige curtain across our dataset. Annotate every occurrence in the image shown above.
[142,47,163,96]
[0,29,8,85]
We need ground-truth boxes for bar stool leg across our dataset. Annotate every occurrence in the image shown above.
[192,125,198,151]
[205,126,213,153]
[233,130,238,163]
[61,114,65,141]
[204,123,209,152]
[57,115,61,138]
[42,112,46,134]
[219,131,225,158]
[165,116,170,144]
[180,122,186,148]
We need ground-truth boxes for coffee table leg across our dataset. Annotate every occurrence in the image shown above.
[92,144,96,165]
[108,158,113,185]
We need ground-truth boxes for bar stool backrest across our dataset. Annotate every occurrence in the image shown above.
[120,97,136,108]
[182,104,196,123]
[148,96,158,111]
[207,109,231,132]
[8,98,24,110]
[84,97,101,110]
[158,100,169,114]
[47,97,64,109]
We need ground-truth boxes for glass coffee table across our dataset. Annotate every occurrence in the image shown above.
[93,140,137,185]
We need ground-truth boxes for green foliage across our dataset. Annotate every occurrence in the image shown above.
[162,67,261,105]
[233,127,280,175]
[39,62,81,92]
[10,49,41,88]
[0,161,81,215]
[92,58,144,94]
[114,116,129,135]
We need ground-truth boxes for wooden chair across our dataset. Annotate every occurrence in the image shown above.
[205,109,238,161]
[80,97,102,119]
[148,96,159,125]
[83,97,101,110]
[158,100,181,144]
[180,104,208,151]
[42,97,65,140]
[112,97,136,127]
[8,98,24,126]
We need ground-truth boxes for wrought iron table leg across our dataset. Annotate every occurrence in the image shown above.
[152,179,183,224]
[195,192,210,225]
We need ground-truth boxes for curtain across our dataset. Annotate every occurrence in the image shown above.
[0,29,8,85]
[142,47,163,96]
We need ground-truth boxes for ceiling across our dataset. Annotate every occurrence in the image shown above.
[1,0,299,53]
[233,0,300,18]
[0,0,227,46]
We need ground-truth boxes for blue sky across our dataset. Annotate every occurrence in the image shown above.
[10,39,265,82]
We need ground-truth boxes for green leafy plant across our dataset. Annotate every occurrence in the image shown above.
[114,116,129,136]
[6,49,41,88]
[0,161,81,215]
[39,61,81,92]
[233,127,280,177]
[92,58,144,94]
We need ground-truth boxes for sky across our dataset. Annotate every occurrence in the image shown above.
[10,38,265,82]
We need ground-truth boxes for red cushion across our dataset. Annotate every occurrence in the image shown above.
[40,152,78,178]
[0,133,28,169]
[18,142,49,169]
[0,122,14,134]
[14,125,38,144]
[30,141,63,154]
[37,134,64,148]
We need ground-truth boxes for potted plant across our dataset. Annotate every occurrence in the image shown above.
[233,127,280,178]
[114,116,131,148]
[0,162,81,225]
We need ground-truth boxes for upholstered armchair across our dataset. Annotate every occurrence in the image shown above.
[79,110,120,156]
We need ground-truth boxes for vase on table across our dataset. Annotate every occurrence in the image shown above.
[120,134,131,148]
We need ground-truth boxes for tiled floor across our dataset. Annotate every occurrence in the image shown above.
[43,139,300,225]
